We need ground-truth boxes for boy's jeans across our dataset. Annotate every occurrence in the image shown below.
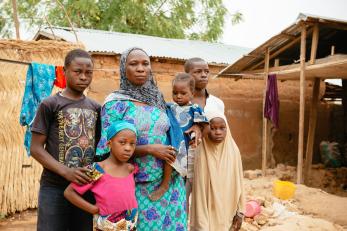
[37,185,94,231]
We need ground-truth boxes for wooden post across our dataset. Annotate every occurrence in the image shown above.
[11,0,20,40]
[304,24,320,184]
[262,47,270,176]
[304,78,320,183]
[331,46,335,55]
[310,24,319,65]
[297,24,307,184]
[267,58,280,168]
[274,59,280,67]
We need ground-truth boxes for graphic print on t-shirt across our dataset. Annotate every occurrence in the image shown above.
[57,108,98,167]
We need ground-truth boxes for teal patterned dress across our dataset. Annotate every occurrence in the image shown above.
[97,100,187,231]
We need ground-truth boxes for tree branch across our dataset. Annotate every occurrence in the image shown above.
[154,0,169,16]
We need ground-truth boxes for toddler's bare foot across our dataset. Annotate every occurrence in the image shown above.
[149,184,169,201]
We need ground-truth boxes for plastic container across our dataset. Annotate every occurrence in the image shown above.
[273,180,296,200]
[245,200,261,218]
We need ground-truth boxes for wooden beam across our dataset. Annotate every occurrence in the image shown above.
[304,78,320,184]
[250,27,313,71]
[262,47,270,176]
[240,54,347,80]
[281,32,297,39]
[243,54,265,58]
[310,24,319,65]
[250,36,301,70]
[297,25,307,184]
[11,0,20,39]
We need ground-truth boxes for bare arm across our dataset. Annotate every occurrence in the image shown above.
[64,185,99,215]
[30,132,91,184]
[134,144,176,164]
[185,124,203,146]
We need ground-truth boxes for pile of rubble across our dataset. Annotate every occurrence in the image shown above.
[240,164,346,231]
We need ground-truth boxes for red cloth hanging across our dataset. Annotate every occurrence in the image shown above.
[54,66,66,88]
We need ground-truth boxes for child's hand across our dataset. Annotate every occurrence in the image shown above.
[185,124,202,146]
[189,139,197,148]
[63,167,92,185]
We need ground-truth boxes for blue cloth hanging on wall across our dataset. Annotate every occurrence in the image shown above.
[19,62,56,155]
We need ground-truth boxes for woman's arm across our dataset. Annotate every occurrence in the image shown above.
[134,144,176,164]
[64,185,99,215]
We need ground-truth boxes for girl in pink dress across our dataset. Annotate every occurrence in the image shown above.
[64,121,138,231]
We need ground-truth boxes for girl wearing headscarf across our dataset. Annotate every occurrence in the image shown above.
[190,110,245,231]
[97,48,196,230]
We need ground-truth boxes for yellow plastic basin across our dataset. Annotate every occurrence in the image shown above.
[273,180,296,200]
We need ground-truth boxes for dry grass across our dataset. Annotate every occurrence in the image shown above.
[0,40,83,216]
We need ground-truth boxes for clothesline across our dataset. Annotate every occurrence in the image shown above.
[0,58,31,65]
[0,58,118,72]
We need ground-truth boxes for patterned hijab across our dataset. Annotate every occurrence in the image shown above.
[113,47,166,110]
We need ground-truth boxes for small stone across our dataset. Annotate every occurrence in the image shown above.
[244,170,259,180]
[277,164,286,171]
[285,165,296,171]
[264,200,272,208]
[254,214,268,225]
[254,169,263,177]
[240,222,259,231]
[266,169,276,175]
[261,207,274,217]
[267,219,279,226]
[255,197,265,206]
[244,217,253,223]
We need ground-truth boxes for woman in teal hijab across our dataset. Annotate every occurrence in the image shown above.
[97,47,201,230]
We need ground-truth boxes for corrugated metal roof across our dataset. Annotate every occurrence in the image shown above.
[34,27,250,65]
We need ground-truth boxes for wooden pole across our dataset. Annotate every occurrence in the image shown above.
[331,46,335,55]
[274,59,280,67]
[267,58,281,168]
[262,47,270,176]
[297,24,307,184]
[310,24,319,65]
[304,24,320,184]
[304,78,320,183]
[11,0,20,40]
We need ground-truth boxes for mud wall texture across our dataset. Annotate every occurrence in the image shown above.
[89,54,337,169]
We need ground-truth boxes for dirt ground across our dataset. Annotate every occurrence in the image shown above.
[1,165,346,231]
[0,209,36,231]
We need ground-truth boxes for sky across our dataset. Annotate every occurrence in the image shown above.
[221,0,347,86]
[222,0,347,48]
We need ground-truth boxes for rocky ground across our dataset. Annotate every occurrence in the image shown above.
[241,164,347,231]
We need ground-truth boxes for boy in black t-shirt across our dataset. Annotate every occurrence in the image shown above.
[31,49,101,231]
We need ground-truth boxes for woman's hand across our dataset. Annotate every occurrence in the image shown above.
[62,167,92,185]
[148,144,176,164]
[231,213,243,231]
[185,124,202,147]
